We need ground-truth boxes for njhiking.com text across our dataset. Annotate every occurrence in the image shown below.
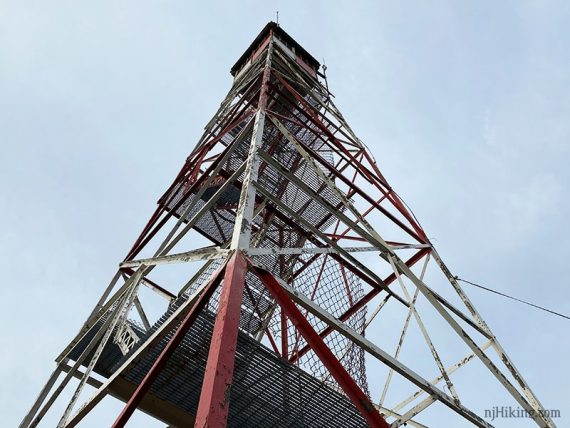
[484,406,560,421]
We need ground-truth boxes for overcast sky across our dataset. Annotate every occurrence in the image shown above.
[1,1,569,427]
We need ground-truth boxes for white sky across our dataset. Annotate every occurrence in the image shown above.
[1,1,568,426]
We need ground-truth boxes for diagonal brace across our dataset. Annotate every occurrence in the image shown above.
[250,259,390,428]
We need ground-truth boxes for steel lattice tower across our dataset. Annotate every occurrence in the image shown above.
[21,22,555,428]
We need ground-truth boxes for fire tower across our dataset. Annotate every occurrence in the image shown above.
[21,22,555,428]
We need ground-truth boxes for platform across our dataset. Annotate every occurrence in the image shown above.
[68,298,366,428]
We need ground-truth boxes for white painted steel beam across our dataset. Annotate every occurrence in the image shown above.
[120,247,230,268]
[247,246,380,256]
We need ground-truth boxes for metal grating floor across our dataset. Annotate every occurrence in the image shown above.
[69,299,367,428]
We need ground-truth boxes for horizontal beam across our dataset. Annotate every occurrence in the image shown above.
[247,246,380,256]
[120,247,230,269]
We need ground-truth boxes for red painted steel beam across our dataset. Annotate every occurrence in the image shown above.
[194,252,248,428]
[251,264,390,428]
[281,312,288,358]
[111,262,227,428]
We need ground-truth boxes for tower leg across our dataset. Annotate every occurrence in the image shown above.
[194,252,247,428]
[19,365,63,428]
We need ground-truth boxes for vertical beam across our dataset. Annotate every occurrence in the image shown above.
[194,252,248,428]
[111,262,227,428]
[253,266,390,428]
[280,312,288,358]
[230,40,273,251]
